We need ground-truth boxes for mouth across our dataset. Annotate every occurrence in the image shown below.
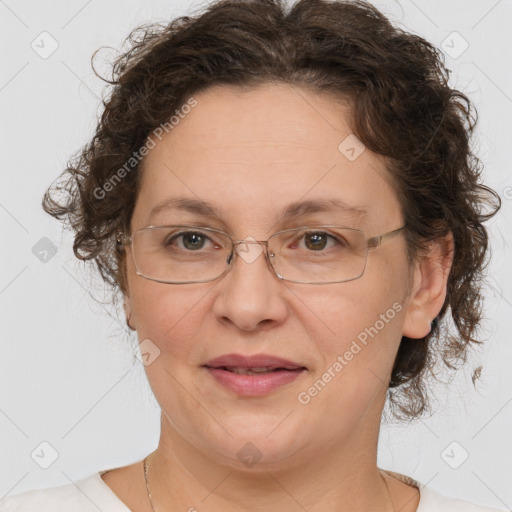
[202,354,307,396]
[205,365,306,375]
[203,353,307,371]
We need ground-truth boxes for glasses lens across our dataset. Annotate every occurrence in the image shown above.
[132,226,231,283]
[269,226,368,283]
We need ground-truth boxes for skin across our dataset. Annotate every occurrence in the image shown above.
[101,83,453,511]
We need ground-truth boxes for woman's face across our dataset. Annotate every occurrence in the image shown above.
[124,83,421,469]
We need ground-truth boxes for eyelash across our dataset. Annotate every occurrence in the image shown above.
[165,230,345,252]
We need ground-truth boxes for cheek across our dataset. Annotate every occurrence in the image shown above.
[301,260,408,398]
[308,278,404,353]
[295,283,405,429]
[128,269,214,358]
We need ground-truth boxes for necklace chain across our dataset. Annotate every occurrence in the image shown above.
[144,455,156,512]
[143,455,396,512]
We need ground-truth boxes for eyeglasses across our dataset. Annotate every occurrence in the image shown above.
[117,224,407,285]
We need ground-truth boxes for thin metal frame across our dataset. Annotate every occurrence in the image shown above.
[117,224,407,285]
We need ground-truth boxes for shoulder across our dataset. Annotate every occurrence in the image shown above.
[0,471,130,512]
[418,485,508,512]
[383,470,508,512]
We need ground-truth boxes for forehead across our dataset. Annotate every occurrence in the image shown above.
[133,83,401,231]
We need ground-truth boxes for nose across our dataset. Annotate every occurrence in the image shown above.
[211,239,288,331]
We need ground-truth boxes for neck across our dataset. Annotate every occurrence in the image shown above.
[145,412,394,512]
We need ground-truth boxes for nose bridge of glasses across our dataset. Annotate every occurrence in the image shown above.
[232,239,269,248]
[226,238,276,269]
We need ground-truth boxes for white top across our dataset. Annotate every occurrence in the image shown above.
[0,468,506,511]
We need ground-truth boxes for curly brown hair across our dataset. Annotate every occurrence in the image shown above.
[43,0,501,420]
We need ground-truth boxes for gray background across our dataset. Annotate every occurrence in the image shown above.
[1,0,511,509]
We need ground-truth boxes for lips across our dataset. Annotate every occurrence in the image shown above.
[223,366,300,375]
[203,353,307,373]
[203,353,307,396]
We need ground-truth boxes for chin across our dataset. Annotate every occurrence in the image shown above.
[195,419,314,470]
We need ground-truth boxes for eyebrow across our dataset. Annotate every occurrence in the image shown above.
[148,196,367,224]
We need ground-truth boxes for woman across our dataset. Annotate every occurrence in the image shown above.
[1,0,504,510]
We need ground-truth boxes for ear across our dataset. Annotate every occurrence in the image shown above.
[123,294,136,331]
[402,232,454,339]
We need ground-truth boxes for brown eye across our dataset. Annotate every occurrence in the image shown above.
[181,232,207,250]
[304,232,328,251]
[166,231,210,251]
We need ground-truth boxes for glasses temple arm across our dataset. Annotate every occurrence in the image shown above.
[367,224,407,249]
